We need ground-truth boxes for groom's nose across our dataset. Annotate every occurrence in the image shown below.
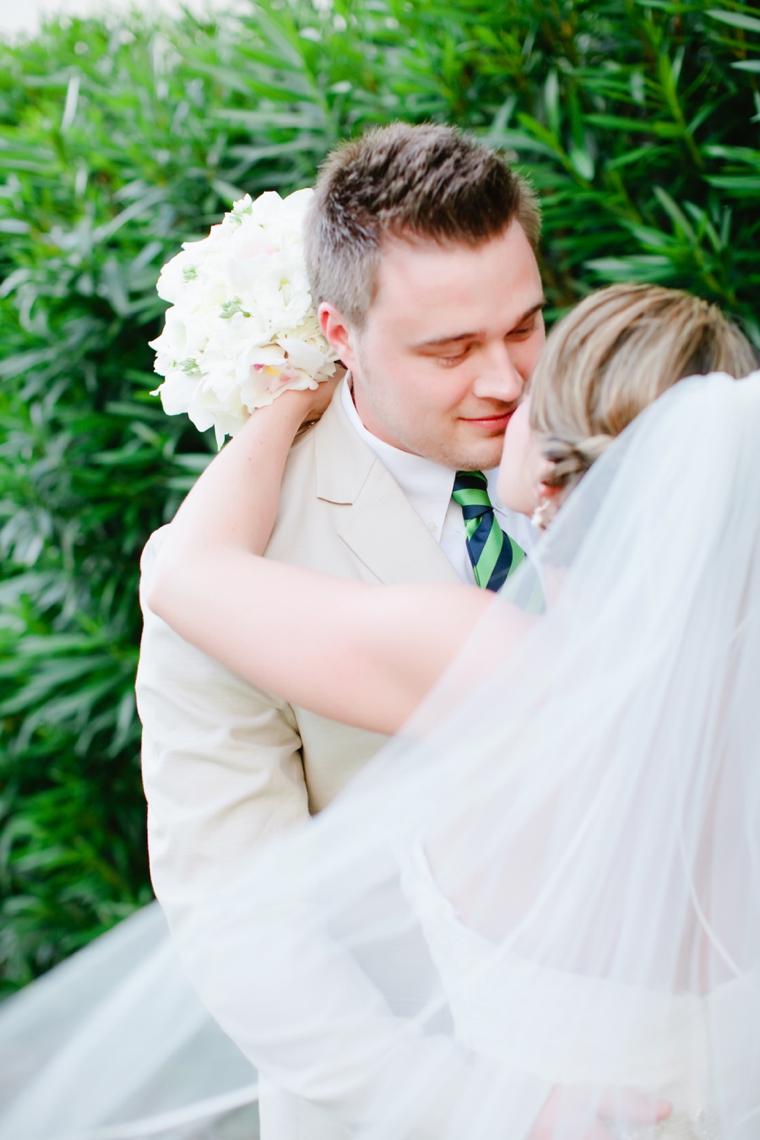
[471,343,527,405]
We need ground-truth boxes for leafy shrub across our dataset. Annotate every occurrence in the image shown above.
[1,0,758,994]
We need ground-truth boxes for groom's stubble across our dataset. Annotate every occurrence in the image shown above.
[321,220,546,472]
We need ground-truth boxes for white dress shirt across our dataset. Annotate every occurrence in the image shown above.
[341,379,537,586]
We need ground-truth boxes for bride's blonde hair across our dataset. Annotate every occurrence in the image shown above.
[531,284,757,493]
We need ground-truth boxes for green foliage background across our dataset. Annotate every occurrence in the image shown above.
[0,0,758,995]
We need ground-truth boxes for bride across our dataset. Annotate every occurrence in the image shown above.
[1,283,757,1140]
[146,284,760,1140]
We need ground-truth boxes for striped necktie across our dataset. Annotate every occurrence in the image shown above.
[452,471,543,610]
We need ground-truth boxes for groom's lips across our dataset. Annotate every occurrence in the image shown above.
[459,410,515,433]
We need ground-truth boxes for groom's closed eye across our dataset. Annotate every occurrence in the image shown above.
[508,315,543,341]
[430,323,543,367]
[506,302,546,340]
[414,301,547,365]
[410,334,480,367]
[436,342,476,367]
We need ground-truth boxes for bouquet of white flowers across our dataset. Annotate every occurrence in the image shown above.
[149,188,338,446]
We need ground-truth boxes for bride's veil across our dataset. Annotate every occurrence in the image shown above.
[1,371,758,1140]
[178,371,760,1138]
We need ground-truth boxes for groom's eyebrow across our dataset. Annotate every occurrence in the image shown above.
[413,299,546,349]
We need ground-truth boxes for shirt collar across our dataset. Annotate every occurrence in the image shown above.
[340,377,507,534]
[341,378,454,535]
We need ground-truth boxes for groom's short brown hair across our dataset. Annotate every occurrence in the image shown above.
[304,122,540,327]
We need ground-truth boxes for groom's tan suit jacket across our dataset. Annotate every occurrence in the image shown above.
[137,386,462,1139]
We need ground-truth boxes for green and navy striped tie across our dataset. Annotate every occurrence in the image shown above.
[452,471,543,611]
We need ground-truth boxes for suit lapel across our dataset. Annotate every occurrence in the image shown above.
[338,463,461,584]
[314,389,461,586]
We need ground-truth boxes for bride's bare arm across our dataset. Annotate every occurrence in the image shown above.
[148,387,513,735]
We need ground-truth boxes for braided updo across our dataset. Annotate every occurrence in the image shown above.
[530,284,757,495]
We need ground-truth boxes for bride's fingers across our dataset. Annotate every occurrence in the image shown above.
[529,1084,670,1139]
[306,375,341,418]
[530,1087,604,1139]
[287,376,341,426]
[585,1123,613,1140]
[596,1088,672,1123]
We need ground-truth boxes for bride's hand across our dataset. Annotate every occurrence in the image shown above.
[530,1085,671,1139]
[277,373,342,436]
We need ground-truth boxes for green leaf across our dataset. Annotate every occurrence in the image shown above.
[652,186,696,241]
[586,255,675,282]
[585,114,683,138]
[569,146,595,181]
[211,179,246,205]
[704,174,760,190]
[0,349,58,380]
[704,145,760,162]
[92,187,167,243]
[707,9,760,34]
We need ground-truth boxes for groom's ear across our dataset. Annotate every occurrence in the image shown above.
[319,302,356,372]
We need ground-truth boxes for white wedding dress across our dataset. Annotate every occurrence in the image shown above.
[401,843,732,1140]
[1,374,759,1140]
[0,846,744,1140]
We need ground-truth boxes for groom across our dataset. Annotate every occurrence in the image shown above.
[138,124,662,1139]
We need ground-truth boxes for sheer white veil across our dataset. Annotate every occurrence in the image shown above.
[176,371,760,1138]
[0,903,259,1139]
[1,371,758,1140]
